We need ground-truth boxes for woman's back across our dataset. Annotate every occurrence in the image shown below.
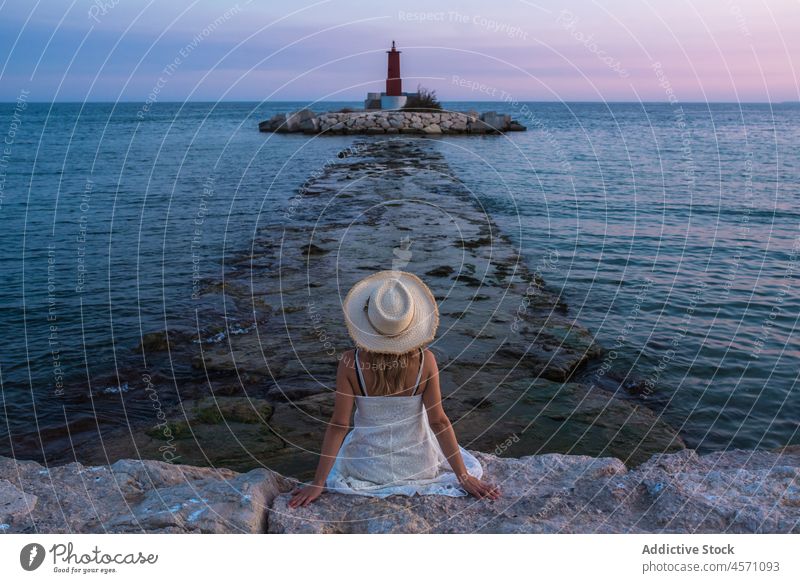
[349,347,429,398]
[331,346,465,492]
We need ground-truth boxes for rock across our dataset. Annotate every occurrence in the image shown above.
[468,119,491,134]
[0,479,37,525]
[633,448,800,532]
[480,111,509,131]
[300,116,319,134]
[120,396,284,473]
[259,113,287,132]
[265,113,287,132]
[285,109,315,132]
[423,124,442,134]
[269,447,800,533]
[136,328,193,352]
[426,265,455,277]
[0,456,293,533]
[301,243,329,257]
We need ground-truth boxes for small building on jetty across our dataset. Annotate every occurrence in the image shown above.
[258,41,527,135]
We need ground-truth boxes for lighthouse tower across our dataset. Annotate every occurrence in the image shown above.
[364,41,418,110]
[386,40,402,96]
[378,40,409,109]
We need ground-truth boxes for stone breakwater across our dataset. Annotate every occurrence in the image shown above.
[73,139,685,481]
[24,138,687,485]
[258,108,527,135]
[2,446,798,533]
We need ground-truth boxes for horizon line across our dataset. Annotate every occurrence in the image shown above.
[1,99,797,105]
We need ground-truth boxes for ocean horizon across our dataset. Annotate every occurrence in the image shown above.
[3,99,799,104]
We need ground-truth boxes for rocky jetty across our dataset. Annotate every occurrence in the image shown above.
[2,446,798,533]
[74,139,685,481]
[258,108,526,135]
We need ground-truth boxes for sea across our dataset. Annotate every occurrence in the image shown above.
[1,100,798,458]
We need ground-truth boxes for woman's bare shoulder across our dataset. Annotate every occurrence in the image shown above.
[421,348,438,379]
[422,348,437,365]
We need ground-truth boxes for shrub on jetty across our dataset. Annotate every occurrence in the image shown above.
[403,85,442,112]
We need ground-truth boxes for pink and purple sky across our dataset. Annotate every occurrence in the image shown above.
[1,0,798,102]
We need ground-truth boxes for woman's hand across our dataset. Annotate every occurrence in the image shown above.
[288,482,325,508]
[458,474,501,500]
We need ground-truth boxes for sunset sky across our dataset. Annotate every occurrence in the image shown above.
[1,0,798,102]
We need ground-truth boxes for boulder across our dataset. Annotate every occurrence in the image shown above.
[468,120,490,134]
[300,116,319,134]
[294,108,315,122]
[0,479,37,526]
[480,111,509,131]
[259,113,286,132]
[0,456,293,533]
[285,108,315,132]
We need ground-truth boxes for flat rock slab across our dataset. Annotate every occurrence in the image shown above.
[5,446,796,533]
[269,446,800,534]
[0,455,293,533]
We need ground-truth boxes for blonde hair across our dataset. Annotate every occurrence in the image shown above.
[358,349,420,396]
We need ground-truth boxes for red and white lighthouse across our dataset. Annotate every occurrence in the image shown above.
[386,40,402,96]
[364,41,417,110]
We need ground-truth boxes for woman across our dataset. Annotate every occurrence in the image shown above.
[289,270,500,508]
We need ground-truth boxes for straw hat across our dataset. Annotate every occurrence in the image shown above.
[342,270,439,355]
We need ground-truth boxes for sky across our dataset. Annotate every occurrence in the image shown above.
[0,0,798,102]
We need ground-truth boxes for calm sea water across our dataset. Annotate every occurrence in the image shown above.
[1,101,798,455]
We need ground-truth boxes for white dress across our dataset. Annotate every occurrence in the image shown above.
[325,348,483,498]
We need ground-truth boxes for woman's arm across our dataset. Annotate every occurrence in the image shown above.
[288,353,355,508]
[421,350,500,500]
